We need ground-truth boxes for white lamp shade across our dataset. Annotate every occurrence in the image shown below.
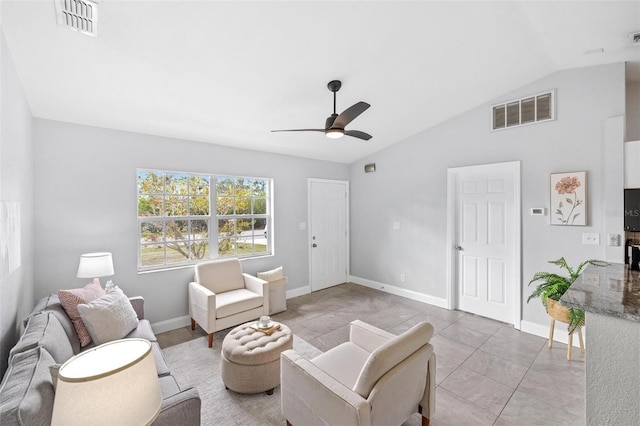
[51,339,162,426]
[77,252,114,278]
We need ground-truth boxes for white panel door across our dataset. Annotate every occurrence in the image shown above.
[455,163,518,323]
[309,179,348,292]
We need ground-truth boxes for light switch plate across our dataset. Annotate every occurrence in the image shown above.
[582,233,600,245]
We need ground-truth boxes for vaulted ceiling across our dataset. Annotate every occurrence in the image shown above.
[2,1,639,163]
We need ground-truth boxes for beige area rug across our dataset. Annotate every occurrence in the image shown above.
[162,330,323,426]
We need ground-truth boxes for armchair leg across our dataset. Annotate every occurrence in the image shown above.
[208,333,214,348]
[422,416,430,426]
[286,421,292,426]
[191,318,195,330]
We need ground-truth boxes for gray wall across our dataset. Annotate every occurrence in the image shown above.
[0,28,35,376]
[349,63,626,329]
[33,119,349,327]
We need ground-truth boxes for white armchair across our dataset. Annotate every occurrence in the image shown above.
[189,258,269,348]
[281,320,435,426]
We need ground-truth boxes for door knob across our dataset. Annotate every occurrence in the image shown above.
[312,243,317,248]
[455,245,463,251]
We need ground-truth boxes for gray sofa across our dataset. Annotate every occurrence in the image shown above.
[0,293,201,425]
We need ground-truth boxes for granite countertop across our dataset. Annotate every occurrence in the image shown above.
[560,263,640,322]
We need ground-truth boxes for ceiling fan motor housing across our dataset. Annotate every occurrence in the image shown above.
[325,114,339,130]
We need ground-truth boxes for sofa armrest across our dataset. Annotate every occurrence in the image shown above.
[128,296,145,320]
[152,387,201,426]
[281,350,371,426]
[349,320,396,352]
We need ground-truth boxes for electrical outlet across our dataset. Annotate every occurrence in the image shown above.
[582,233,600,245]
[400,274,405,282]
[393,222,401,230]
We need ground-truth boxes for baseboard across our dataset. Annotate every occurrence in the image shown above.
[520,320,585,348]
[286,285,310,299]
[151,315,191,334]
[348,275,449,309]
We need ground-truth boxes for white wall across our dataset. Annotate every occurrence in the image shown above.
[349,63,626,330]
[0,28,35,376]
[33,119,349,328]
[626,80,640,141]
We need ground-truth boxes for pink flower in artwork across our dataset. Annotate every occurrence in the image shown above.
[555,176,581,195]
[554,175,584,225]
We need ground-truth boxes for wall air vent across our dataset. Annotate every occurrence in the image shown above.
[491,90,555,131]
[55,0,98,37]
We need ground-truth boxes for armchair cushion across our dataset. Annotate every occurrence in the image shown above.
[312,342,371,390]
[257,266,283,282]
[195,258,245,293]
[215,289,264,319]
[354,321,434,398]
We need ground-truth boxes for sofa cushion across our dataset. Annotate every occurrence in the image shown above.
[58,281,106,347]
[151,341,171,377]
[125,319,157,342]
[9,312,73,364]
[0,346,56,426]
[215,289,263,319]
[27,294,80,354]
[77,287,139,345]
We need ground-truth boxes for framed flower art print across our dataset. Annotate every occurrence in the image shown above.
[550,171,587,226]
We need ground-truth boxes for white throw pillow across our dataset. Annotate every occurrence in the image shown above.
[257,266,284,282]
[77,288,139,345]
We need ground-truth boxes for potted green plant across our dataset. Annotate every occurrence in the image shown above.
[527,257,608,333]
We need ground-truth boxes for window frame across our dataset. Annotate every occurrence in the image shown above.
[137,169,273,272]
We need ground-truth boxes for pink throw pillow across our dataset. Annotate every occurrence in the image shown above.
[58,281,106,347]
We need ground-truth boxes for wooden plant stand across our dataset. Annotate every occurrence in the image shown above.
[547,298,584,361]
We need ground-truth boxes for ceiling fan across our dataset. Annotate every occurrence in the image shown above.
[271,80,372,141]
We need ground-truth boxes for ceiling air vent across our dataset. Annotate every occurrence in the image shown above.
[55,0,98,37]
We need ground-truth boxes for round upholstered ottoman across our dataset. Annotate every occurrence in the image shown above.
[221,321,293,394]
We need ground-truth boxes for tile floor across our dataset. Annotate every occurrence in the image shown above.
[157,283,585,426]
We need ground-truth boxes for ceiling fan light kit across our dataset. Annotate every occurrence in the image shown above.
[271,80,372,141]
[325,128,344,139]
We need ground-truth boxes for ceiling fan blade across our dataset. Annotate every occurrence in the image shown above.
[332,102,370,129]
[345,130,373,141]
[271,129,325,133]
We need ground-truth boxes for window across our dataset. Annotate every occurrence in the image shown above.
[492,90,554,130]
[137,170,272,271]
[215,176,270,258]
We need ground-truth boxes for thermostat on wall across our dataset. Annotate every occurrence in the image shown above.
[531,207,546,216]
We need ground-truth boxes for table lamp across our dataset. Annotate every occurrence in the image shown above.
[77,252,114,287]
[51,338,162,426]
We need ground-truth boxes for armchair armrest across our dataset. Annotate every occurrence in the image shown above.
[128,296,145,320]
[243,274,269,315]
[281,350,371,426]
[349,320,396,352]
[243,273,268,295]
[188,282,217,333]
[421,351,436,420]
